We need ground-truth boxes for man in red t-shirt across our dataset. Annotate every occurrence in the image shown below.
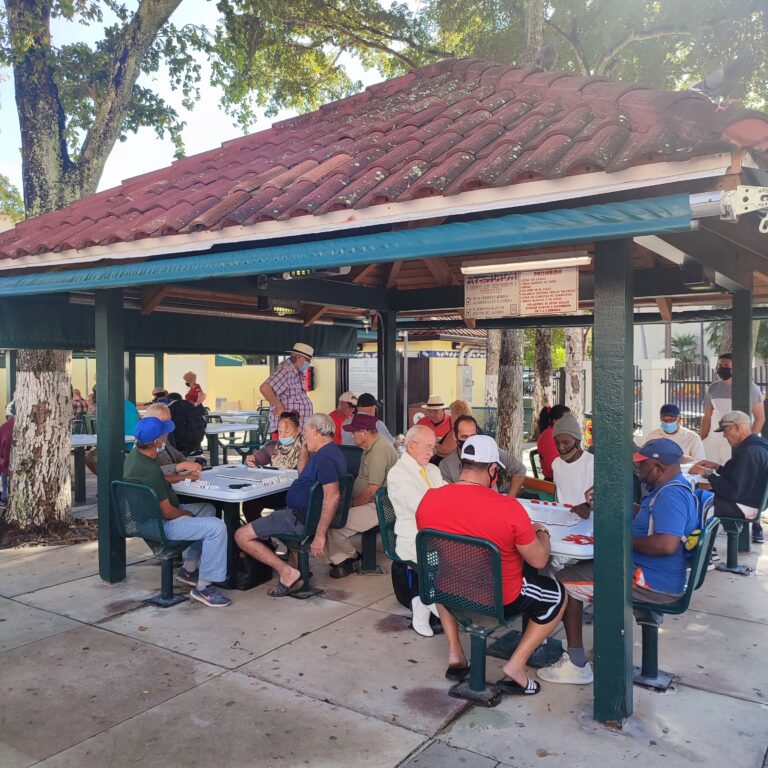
[329,391,357,444]
[416,435,567,695]
[420,395,455,461]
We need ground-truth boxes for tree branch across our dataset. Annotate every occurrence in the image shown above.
[594,27,693,76]
[545,18,591,75]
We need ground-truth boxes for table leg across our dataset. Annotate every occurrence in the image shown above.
[73,447,86,505]
[217,500,241,587]
[207,434,220,466]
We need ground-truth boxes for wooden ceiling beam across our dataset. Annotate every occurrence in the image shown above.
[655,296,673,322]
[422,257,453,286]
[386,260,402,289]
[303,305,329,327]
[140,285,171,315]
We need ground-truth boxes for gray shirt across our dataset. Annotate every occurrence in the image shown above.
[157,442,188,476]
[341,418,395,445]
[439,448,526,484]
[703,379,763,410]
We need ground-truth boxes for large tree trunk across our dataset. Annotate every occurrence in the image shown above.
[496,329,525,458]
[485,329,501,409]
[531,328,553,439]
[565,327,585,427]
[719,322,733,356]
[9,350,72,528]
[523,0,545,66]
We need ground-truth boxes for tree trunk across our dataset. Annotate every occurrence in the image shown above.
[719,322,733,356]
[531,328,553,439]
[8,350,72,528]
[485,329,501,409]
[523,0,545,67]
[496,329,525,458]
[565,327,585,427]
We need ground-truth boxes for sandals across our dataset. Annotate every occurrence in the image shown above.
[268,578,304,597]
[495,676,541,695]
[445,664,470,682]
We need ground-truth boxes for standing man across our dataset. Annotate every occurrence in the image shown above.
[643,404,705,462]
[700,353,764,465]
[260,343,314,436]
[327,413,398,577]
[329,391,357,443]
[183,371,205,405]
[420,395,455,460]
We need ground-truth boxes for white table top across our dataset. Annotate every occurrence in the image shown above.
[172,465,297,502]
[71,434,135,448]
[210,410,265,422]
[518,499,594,560]
[204,423,253,435]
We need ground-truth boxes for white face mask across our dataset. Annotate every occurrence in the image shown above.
[157,441,166,452]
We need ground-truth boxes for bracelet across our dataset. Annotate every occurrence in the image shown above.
[536,527,551,537]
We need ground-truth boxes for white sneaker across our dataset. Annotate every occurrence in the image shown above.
[411,596,434,637]
[427,602,440,619]
[537,652,593,685]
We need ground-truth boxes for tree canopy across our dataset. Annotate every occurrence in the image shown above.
[0,174,24,223]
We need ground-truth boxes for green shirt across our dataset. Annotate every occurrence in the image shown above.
[352,434,398,499]
[123,448,180,508]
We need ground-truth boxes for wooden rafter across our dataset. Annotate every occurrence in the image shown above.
[352,264,380,285]
[655,297,674,322]
[422,257,453,286]
[140,285,171,315]
[303,305,330,327]
[386,260,402,288]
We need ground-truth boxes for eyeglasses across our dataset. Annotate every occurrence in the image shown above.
[412,441,437,454]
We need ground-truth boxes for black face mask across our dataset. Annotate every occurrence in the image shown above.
[456,438,466,455]
[717,367,732,381]
[185,382,191,387]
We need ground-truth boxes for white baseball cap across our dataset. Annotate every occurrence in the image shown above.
[339,391,357,405]
[460,435,506,468]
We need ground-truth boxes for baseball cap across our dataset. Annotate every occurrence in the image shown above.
[339,391,358,405]
[460,435,506,468]
[135,416,175,443]
[659,404,680,418]
[342,413,378,432]
[632,438,683,464]
[356,393,378,408]
[715,410,750,432]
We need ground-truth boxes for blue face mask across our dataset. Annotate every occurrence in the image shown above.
[299,362,310,373]
[660,421,678,434]
[278,436,296,446]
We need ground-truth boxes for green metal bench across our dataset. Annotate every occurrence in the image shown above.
[111,480,195,608]
[632,516,720,690]
[715,479,767,576]
[339,445,363,476]
[339,444,380,573]
[273,474,353,599]
[374,487,412,567]
[529,449,542,479]
[416,528,524,707]
[222,415,270,464]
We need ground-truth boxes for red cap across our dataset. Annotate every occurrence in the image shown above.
[342,413,378,432]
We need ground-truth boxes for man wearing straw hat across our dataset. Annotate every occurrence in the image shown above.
[420,395,456,461]
[260,343,315,435]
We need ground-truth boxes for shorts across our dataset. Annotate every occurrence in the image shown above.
[557,561,681,605]
[251,507,305,539]
[504,573,565,624]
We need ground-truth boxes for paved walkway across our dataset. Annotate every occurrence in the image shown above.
[1,473,767,767]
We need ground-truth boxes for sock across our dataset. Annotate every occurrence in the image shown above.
[183,559,199,574]
[196,579,211,591]
[568,646,587,667]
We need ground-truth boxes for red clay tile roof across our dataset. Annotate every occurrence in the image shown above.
[3,57,768,262]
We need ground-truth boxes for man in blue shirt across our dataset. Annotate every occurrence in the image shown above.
[235,413,346,596]
[538,438,698,686]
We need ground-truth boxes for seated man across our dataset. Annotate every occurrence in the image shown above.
[420,395,455,461]
[417,435,566,695]
[340,392,395,445]
[168,392,206,455]
[144,403,206,483]
[690,410,768,544]
[387,424,446,636]
[439,415,526,496]
[538,438,698,685]
[235,413,346,595]
[643,404,705,462]
[123,417,231,608]
[328,413,398,577]
[551,413,594,519]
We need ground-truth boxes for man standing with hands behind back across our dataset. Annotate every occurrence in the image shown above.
[260,343,314,437]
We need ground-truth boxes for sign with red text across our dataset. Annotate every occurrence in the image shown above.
[519,267,579,316]
[464,272,520,319]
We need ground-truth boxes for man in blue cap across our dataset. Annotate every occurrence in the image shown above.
[538,438,699,685]
[124,417,231,608]
[642,404,705,462]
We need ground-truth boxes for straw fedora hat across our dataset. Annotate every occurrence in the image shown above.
[423,395,446,410]
[288,342,314,360]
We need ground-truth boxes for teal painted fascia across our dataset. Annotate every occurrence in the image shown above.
[0,195,691,297]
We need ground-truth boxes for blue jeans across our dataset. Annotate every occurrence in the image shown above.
[163,502,227,584]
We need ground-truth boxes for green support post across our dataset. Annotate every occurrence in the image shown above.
[592,239,634,724]
[379,311,398,436]
[96,289,126,583]
[731,287,753,552]
[125,351,136,404]
[153,352,165,388]
[6,349,16,401]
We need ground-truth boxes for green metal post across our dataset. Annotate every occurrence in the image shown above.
[153,352,165,388]
[6,349,16,400]
[731,287,753,552]
[592,239,634,724]
[96,289,126,583]
[380,311,398,435]
[125,351,136,404]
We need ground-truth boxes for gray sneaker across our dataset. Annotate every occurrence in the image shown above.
[190,586,232,608]
[175,567,198,587]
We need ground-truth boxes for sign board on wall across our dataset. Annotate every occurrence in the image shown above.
[464,267,578,319]
[349,356,378,398]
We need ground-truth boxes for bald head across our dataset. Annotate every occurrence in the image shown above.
[404,424,437,467]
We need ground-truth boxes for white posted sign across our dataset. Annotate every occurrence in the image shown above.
[464,272,520,319]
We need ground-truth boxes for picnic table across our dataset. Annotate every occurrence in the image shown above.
[171,464,297,584]
[71,434,135,505]
[204,422,252,466]
[209,409,265,423]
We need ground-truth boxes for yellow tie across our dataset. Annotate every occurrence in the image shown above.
[420,467,431,487]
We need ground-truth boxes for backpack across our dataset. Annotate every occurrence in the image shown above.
[646,481,702,554]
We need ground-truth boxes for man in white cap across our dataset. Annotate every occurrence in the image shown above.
[329,391,357,444]
[420,395,455,460]
[416,435,566,695]
[259,343,314,435]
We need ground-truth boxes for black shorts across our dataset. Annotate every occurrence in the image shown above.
[504,573,565,624]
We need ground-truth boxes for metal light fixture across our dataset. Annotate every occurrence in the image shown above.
[460,252,591,276]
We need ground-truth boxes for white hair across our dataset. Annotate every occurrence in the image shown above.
[404,424,434,444]
[305,413,335,437]
[145,403,170,419]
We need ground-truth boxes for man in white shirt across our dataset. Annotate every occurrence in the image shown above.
[551,413,593,519]
[387,424,445,636]
[643,404,705,462]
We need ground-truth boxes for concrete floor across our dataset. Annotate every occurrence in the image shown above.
[0,474,766,767]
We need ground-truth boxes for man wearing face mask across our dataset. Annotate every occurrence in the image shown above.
[260,343,314,437]
[701,353,764,466]
[539,438,698,685]
[642,404,705,462]
[123,417,231,608]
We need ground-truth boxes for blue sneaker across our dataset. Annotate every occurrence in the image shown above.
[190,585,231,608]
[175,567,198,587]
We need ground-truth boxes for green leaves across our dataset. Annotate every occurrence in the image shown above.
[0,174,24,222]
